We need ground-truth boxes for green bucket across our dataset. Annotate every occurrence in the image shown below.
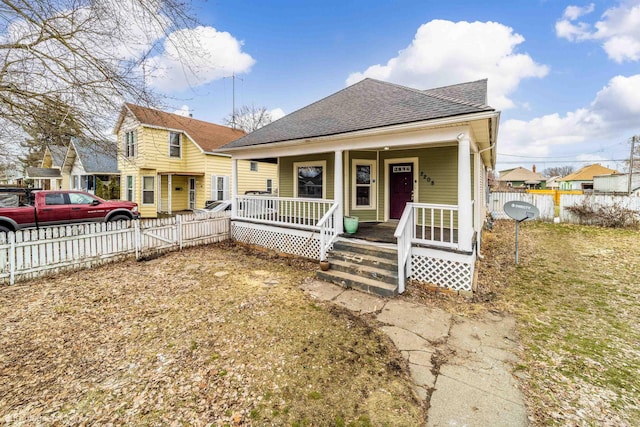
[344,216,359,234]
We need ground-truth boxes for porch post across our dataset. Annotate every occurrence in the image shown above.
[334,150,344,234]
[168,174,172,215]
[231,158,238,218]
[458,135,473,252]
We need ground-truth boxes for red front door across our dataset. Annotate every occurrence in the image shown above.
[389,163,413,219]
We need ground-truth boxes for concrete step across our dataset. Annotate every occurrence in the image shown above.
[327,258,397,285]
[332,239,397,260]
[316,269,398,297]
[328,249,397,271]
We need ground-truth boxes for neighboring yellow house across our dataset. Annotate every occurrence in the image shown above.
[114,103,278,218]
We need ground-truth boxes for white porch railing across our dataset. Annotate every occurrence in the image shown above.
[394,205,414,294]
[234,195,335,229]
[318,202,339,261]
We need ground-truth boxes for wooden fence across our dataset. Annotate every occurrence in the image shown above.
[560,194,640,224]
[489,192,555,220]
[0,212,230,285]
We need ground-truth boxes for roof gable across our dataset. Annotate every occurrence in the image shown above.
[69,138,118,173]
[222,78,495,149]
[498,167,545,182]
[122,103,245,152]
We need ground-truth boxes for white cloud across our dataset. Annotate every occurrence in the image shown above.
[143,26,255,92]
[174,105,193,117]
[563,3,595,20]
[556,1,640,62]
[346,20,548,110]
[269,108,286,121]
[499,74,640,167]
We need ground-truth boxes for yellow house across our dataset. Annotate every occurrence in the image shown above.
[114,103,278,218]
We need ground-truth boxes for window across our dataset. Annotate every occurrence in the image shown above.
[211,175,230,201]
[124,130,136,157]
[266,178,273,194]
[45,193,66,205]
[294,161,326,199]
[142,176,155,204]
[352,160,376,209]
[250,161,258,172]
[69,193,97,204]
[169,132,181,158]
[126,176,134,201]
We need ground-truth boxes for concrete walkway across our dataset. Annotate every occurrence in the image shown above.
[300,279,528,427]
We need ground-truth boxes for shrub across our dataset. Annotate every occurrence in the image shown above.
[566,197,639,228]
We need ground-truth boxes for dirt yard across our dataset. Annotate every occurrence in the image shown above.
[0,242,424,426]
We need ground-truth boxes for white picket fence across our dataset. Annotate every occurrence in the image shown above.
[489,192,555,220]
[560,194,640,224]
[0,212,230,285]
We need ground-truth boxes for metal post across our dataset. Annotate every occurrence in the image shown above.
[629,135,637,195]
[515,219,519,265]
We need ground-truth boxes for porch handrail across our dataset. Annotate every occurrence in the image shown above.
[233,195,334,229]
[317,202,339,261]
[394,203,415,294]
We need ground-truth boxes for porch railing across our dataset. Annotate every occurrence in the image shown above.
[394,204,414,294]
[318,202,339,261]
[233,195,335,229]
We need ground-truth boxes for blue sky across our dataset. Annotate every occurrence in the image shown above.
[146,0,640,174]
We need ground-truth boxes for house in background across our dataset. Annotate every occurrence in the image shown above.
[545,175,561,189]
[559,164,617,191]
[496,166,546,190]
[593,173,640,195]
[25,145,68,189]
[63,138,120,199]
[218,78,500,295]
[114,103,278,218]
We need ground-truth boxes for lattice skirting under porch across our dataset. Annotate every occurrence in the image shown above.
[409,246,475,292]
[231,221,326,260]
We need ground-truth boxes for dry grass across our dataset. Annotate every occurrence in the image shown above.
[480,220,640,426]
[0,242,424,426]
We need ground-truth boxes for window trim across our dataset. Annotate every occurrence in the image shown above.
[126,176,135,202]
[351,159,376,210]
[168,131,181,158]
[266,178,273,194]
[141,175,155,205]
[293,160,327,199]
[124,130,136,158]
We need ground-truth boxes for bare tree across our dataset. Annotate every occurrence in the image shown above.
[0,0,200,161]
[224,105,274,133]
[543,165,575,178]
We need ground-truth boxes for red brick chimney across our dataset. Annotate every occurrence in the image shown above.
[532,164,536,173]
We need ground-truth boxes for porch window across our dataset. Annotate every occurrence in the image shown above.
[294,161,326,199]
[352,160,376,209]
[142,176,155,205]
[211,175,230,201]
[169,132,181,158]
[124,130,136,157]
[126,176,134,201]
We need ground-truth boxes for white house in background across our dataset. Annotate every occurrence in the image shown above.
[594,173,640,196]
[63,138,120,199]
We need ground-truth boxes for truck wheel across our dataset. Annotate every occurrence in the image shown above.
[109,215,130,222]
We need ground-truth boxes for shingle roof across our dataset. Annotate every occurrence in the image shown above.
[424,79,488,106]
[72,139,118,173]
[498,167,545,183]
[47,145,68,167]
[558,164,617,181]
[26,167,61,178]
[222,78,494,149]
[124,103,245,152]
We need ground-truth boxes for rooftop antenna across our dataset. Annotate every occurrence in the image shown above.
[224,73,243,129]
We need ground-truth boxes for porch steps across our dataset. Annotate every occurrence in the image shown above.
[316,239,398,297]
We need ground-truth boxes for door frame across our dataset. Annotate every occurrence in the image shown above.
[188,177,196,210]
[383,157,419,221]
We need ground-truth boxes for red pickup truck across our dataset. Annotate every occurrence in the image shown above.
[0,189,139,233]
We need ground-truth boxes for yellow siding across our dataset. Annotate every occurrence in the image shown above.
[238,160,278,195]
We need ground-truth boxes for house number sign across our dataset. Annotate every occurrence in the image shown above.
[392,166,411,173]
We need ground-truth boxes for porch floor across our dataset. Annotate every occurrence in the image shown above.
[341,221,459,245]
